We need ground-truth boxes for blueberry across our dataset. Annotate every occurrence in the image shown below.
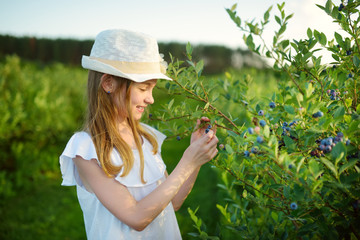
[258,110,264,116]
[338,3,344,11]
[319,144,325,151]
[248,127,254,134]
[149,113,153,118]
[205,128,210,134]
[290,202,298,210]
[288,164,293,169]
[326,137,333,146]
[244,150,250,157]
[176,136,181,141]
[348,73,353,78]
[269,102,276,108]
[346,50,352,56]
[259,120,266,127]
[251,146,259,154]
[283,122,288,127]
[337,132,344,138]
[325,145,332,152]
[207,124,212,129]
[346,139,350,145]
[256,136,264,144]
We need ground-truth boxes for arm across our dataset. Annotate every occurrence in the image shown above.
[169,167,200,211]
[73,130,218,231]
[170,117,216,211]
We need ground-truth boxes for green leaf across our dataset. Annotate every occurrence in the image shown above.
[284,105,295,114]
[168,98,175,109]
[186,42,193,60]
[307,28,312,38]
[339,159,358,175]
[333,106,345,119]
[195,60,204,77]
[320,158,338,178]
[325,0,332,14]
[275,15,281,25]
[334,32,343,47]
[225,144,234,154]
[283,135,296,151]
[331,142,346,164]
[246,34,254,49]
[319,32,327,45]
[353,55,360,68]
[230,3,237,11]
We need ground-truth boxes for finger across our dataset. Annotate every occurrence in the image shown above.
[208,146,219,159]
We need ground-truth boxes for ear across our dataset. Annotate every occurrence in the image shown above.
[100,74,115,93]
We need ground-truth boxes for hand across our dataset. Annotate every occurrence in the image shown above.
[190,117,216,144]
[182,127,219,168]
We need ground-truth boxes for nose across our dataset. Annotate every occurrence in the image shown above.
[145,92,154,105]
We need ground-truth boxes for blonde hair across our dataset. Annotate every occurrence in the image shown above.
[84,70,159,183]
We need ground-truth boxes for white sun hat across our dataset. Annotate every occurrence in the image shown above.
[82,29,172,82]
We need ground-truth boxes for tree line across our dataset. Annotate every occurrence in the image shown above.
[0,34,266,74]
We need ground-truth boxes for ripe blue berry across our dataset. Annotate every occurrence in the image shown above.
[290,202,298,210]
[288,164,293,169]
[325,145,332,152]
[348,73,353,78]
[149,113,153,118]
[205,128,210,134]
[346,50,352,56]
[244,150,250,157]
[176,136,181,141]
[256,136,264,144]
[251,146,259,154]
[269,102,276,108]
[258,110,264,116]
[259,120,266,127]
[338,3,344,11]
[346,139,350,145]
[248,127,254,134]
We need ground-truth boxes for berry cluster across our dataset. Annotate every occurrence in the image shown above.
[316,132,350,154]
[280,120,298,137]
[327,89,341,101]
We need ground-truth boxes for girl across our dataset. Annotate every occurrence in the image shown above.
[59,29,218,240]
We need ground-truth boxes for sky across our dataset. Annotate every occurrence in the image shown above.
[0,0,344,64]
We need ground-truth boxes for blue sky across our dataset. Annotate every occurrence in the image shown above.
[0,0,343,63]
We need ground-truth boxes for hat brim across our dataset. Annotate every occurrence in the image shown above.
[81,56,172,82]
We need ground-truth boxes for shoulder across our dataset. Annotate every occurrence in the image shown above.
[61,131,98,162]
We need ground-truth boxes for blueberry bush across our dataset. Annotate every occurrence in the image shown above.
[149,1,360,239]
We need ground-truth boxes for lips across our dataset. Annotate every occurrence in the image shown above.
[136,106,146,113]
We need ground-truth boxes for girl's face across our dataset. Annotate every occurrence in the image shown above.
[129,79,157,121]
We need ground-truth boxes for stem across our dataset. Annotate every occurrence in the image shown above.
[172,77,242,133]
[347,10,359,111]
[221,165,274,199]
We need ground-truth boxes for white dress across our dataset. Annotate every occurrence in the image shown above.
[59,124,182,240]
